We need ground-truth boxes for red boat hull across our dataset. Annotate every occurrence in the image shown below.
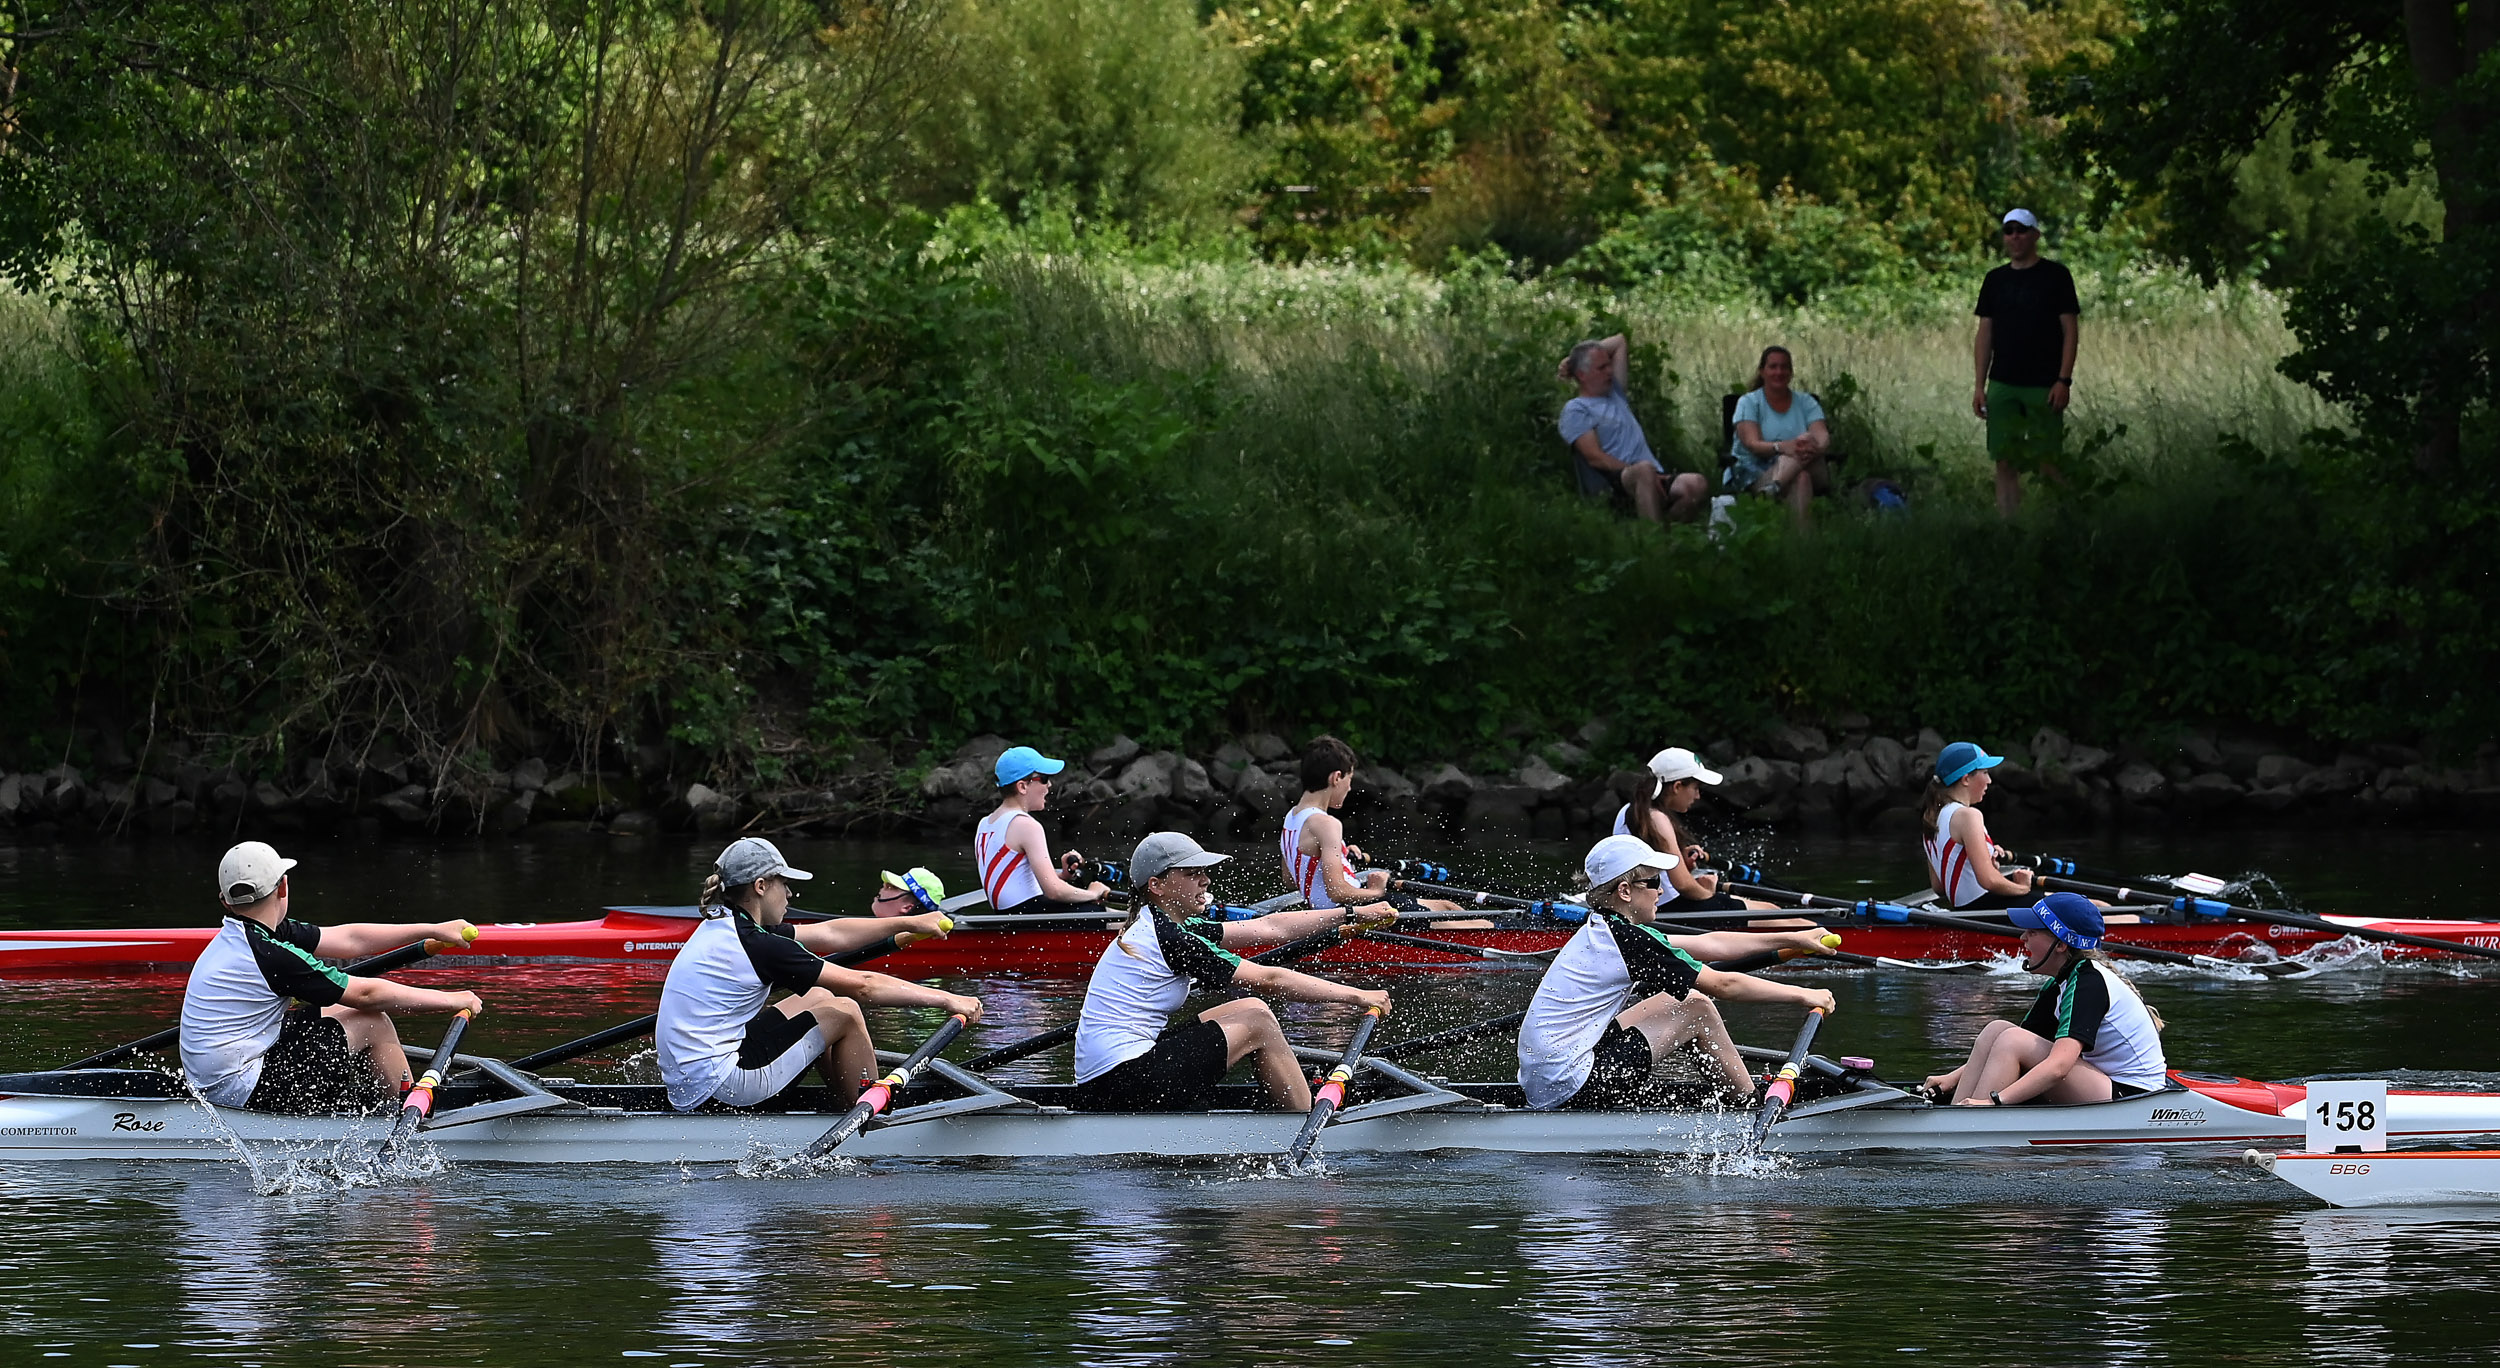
[3,907,2497,975]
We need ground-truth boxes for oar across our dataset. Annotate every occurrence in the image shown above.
[1749,1007,1828,1148]
[2004,852,2240,899]
[1387,878,1587,920]
[957,921,1363,1071]
[62,927,480,1071]
[2035,874,2500,965]
[1719,876,2305,978]
[379,1008,476,1161]
[1285,1004,1386,1168]
[505,920,946,1074]
[794,1013,968,1161]
[1359,928,1557,963]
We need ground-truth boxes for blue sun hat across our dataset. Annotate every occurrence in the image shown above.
[2010,891,2104,951]
[1934,741,2004,786]
[995,745,1066,786]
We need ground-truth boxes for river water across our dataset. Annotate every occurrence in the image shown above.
[1,826,2496,1366]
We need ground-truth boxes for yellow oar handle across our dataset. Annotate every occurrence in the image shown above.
[1819,932,1842,950]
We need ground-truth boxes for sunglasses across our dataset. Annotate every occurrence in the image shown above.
[2002,224,2037,236]
[1625,876,1664,890]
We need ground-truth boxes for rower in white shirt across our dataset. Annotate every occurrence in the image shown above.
[1071,831,1390,1112]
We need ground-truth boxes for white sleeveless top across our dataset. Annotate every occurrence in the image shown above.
[974,808,1045,909]
[1280,805,1358,909]
[1924,801,1992,908]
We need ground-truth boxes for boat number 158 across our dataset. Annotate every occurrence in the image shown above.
[2320,1100,2377,1132]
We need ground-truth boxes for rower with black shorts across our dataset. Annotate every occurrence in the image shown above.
[1071,831,1392,1112]
[181,841,483,1114]
[1517,835,1836,1111]
[656,837,976,1112]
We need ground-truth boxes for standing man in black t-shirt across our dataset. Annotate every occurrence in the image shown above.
[1971,208,2080,516]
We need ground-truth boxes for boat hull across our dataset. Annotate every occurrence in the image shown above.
[7,1072,2499,1164]
[2257,1151,2500,1207]
[6,905,2499,975]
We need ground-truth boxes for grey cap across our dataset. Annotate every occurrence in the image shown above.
[716,836,813,887]
[1130,831,1230,884]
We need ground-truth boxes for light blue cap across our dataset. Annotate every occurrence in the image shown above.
[1934,741,2004,786]
[994,745,1066,787]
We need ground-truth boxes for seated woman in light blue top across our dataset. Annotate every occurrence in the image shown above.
[1727,346,1832,523]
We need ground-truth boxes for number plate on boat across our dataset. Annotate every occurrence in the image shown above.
[2305,1080,2387,1153]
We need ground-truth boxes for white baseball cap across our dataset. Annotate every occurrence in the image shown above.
[1646,746,1724,787]
[1131,831,1230,884]
[1584,834,1679,887]
[2002,207,2039,229]
[218,841,298,906]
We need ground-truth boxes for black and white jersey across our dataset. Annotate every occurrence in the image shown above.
[1517,912,1706,1109]
[657,911,829,1111]
[1072,911,1242,1084]
[2019,957,2168,1090]
[181,916,351,1107]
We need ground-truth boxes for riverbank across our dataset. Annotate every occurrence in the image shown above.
[7,722,2491,849]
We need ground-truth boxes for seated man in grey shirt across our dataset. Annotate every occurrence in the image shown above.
[1557,334,1706,525]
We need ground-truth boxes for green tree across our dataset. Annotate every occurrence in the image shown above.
[906,0,1257,234]
[2052,0,2497,471]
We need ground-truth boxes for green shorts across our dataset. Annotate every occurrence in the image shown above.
[1985,380,2065,473]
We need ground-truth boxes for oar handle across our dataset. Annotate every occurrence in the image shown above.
[1751,1007,1829,1145]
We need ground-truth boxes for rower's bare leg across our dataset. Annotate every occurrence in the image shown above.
[1959,1024,2058,1104]
[787,991,872,1105]
[1927,1018,2017,1102]
[1621,993,1756,1099]
[1201,999,1311,1111]
[323,1005,412,1091]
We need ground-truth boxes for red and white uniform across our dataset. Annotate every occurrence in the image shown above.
[974,809,1045,910]
[1280,806,1359,910]
[1923,801,1993,908]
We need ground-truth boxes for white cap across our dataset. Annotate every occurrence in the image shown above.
[2002,207,2039,229]
[1584,833,1678,888]
[717,836,813,887]
[1646,746,1723,787]
[1131,831,1231,884]
[218,841,297,906]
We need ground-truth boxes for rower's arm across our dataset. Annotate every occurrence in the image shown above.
[793,913,947,955]
[1218,907,1351,946]
[813,964,982,1022]
[1309,817,1381,906]
[338,975,481,1016]
[1998,1036,2084,1104]
[1950,808,2032,894]
[315,921,474,958]
[1229,960,1390,1013]
[1009,815,1108,903]
[1668,930,1810,962]
[1692,969,1837,1015]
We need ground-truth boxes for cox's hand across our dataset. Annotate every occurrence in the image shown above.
[948,995,984,1026]
[1357,989,1393,1018]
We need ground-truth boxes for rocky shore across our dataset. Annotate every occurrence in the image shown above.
[3,722,2494,846]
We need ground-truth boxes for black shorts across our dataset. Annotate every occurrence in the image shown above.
[1072,1020,1230,1112]
[737,1005,821,1069]
[2111,1079,2156,1100]
[992,896,1057,917]
[1559,1022,1662,1111]
[246,1010,388,1115]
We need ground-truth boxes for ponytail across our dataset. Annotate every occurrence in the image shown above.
[1917,779,1951,832]
[698,871,726,918]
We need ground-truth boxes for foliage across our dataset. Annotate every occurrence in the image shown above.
[903,0,1257,235]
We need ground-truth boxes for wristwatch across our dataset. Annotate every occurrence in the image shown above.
[1989,1090,2004,1105]
[2054,377,2072,386]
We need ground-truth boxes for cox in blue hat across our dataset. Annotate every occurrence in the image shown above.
[2009,891,2104,953]
[1934,740,2004,787]
[995,745,1066,788]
